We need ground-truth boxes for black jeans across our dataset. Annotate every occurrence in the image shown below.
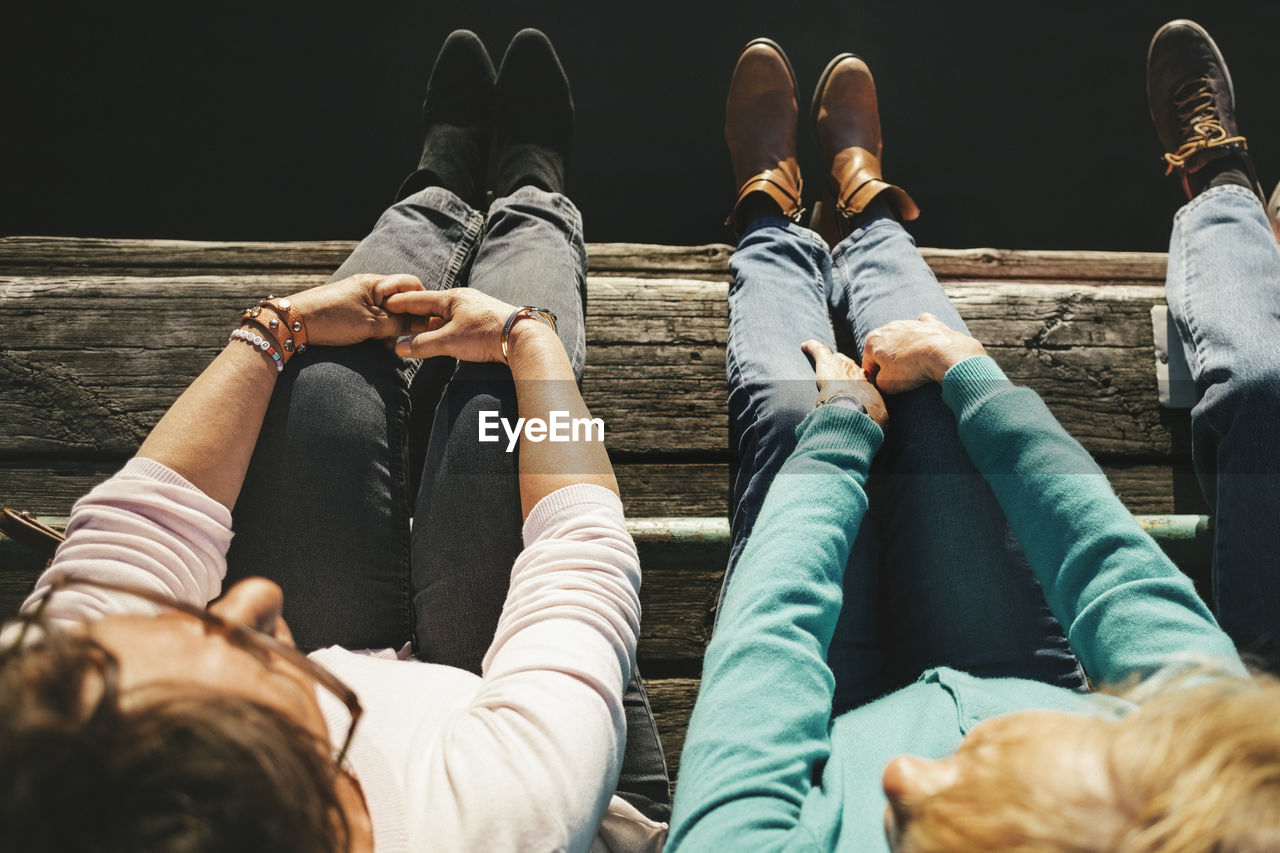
[226,185,671,821]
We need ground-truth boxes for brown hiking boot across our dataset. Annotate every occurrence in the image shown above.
[724,39,803,234]
[1147,19,1263,201]
[809,54,918,247]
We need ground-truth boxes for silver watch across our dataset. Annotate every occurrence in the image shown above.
[816,391,867,415]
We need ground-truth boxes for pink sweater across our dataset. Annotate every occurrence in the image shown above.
[28,457,666,852]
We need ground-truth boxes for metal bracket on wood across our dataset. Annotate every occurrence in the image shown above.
[1150,305,1197,409]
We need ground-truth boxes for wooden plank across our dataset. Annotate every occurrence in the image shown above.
[587,243,733,279]
[0,513,1212,648]
[0,237,1172,282]
[634,519,726,664]
[0,237,734,280]
[0,460,728,519]
[0,237,357,275]
[0,274,1189,457]
[645,677,700,780]
[919,248,1167,282]
[615,464,728,517]
[0,460,1207,537]
[948,282,1183,456]
[1099,460,1209,516]
[0,513,726,664]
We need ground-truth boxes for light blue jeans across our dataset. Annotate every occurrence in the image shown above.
[725,208,1087,712]
[1166,184,1280,670]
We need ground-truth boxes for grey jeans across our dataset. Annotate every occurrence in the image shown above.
[226,185,671,820]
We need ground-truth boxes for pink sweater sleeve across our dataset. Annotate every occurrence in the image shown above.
[421,483,643,851]
[26,456,234,625]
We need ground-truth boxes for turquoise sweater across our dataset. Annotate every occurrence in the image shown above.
[667,356,1241,852]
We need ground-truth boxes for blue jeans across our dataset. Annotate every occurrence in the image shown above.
[1166,184,1280,670]
[225,185,670,820]
[725,209,1086,712]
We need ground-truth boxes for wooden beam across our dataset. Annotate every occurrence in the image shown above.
[1,274,1191,459]
[0,237,1171,281]
[0,457,1210,535]
[645,677,700,780]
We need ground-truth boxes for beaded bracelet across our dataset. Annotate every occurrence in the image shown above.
[500,307,558,363]
[229,326,285,373]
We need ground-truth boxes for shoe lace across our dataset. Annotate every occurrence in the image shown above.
[1163,78,1247,174]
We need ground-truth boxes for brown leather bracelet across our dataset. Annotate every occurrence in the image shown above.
[242,296,308,362]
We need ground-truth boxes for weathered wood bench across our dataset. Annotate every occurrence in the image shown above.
[0,236,1210,778]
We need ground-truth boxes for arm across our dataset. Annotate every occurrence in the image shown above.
[420,486,642,850]
[941,356,1240,682]
[388,288,617,516]
[668,346,886,852]
[863,315,1242,684]
[141,274,425,510]
[669,408,883,852]
[29,274,426,621]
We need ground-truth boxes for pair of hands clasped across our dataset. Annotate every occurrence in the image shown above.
[802,314,986,429]
[283,274,986,429]
[282,274,542,364]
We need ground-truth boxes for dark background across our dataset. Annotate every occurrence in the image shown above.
[5,1,1278,250]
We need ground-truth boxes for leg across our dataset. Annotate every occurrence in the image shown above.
[410,186,586,668]
[409,187,672,818]
[720,42,891,708]
[829,205,1086,690]
[226,186,484,651]
[726,218,892,709]
[1165,184,1280,669]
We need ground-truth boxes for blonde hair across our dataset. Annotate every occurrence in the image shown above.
[899,671,1280,852]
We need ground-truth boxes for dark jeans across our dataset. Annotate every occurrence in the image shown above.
[724,209,1087,712]
[226,185,671,821]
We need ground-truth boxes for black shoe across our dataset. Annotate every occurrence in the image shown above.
[396,30,496,207]
[492,29,573,197]
[1147,19,1263,201]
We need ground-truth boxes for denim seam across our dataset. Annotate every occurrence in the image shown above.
[389,380,414,645]
[831,215,904,261]
[829,217,906,347]
[1174,210,1206,381]
[441,208,486,289]
[830,249,859,346]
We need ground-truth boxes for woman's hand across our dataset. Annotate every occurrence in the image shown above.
[861,314,986,394]
[385,288,524,363]
[801,340,889,428]
[285,274,428,347]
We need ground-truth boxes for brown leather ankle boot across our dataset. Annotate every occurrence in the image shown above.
[724,39,803,234]
[810,54,917,246]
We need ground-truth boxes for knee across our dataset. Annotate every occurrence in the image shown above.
[1205,357,1280,413]
[1199,358,1280,440]
[734,380,814,446]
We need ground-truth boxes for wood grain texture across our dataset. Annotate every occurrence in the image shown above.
[0,237,1170,281]
[0,461,729,519]
[645,677,701,780]
[0,459,1204,535]
[1,274,1189,457]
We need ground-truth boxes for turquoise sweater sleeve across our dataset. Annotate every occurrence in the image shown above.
[941,356,1242,684]
[666,405,883,853]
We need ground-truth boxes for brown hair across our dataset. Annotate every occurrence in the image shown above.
[899,671,1280,852]
[0,628,350,853]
